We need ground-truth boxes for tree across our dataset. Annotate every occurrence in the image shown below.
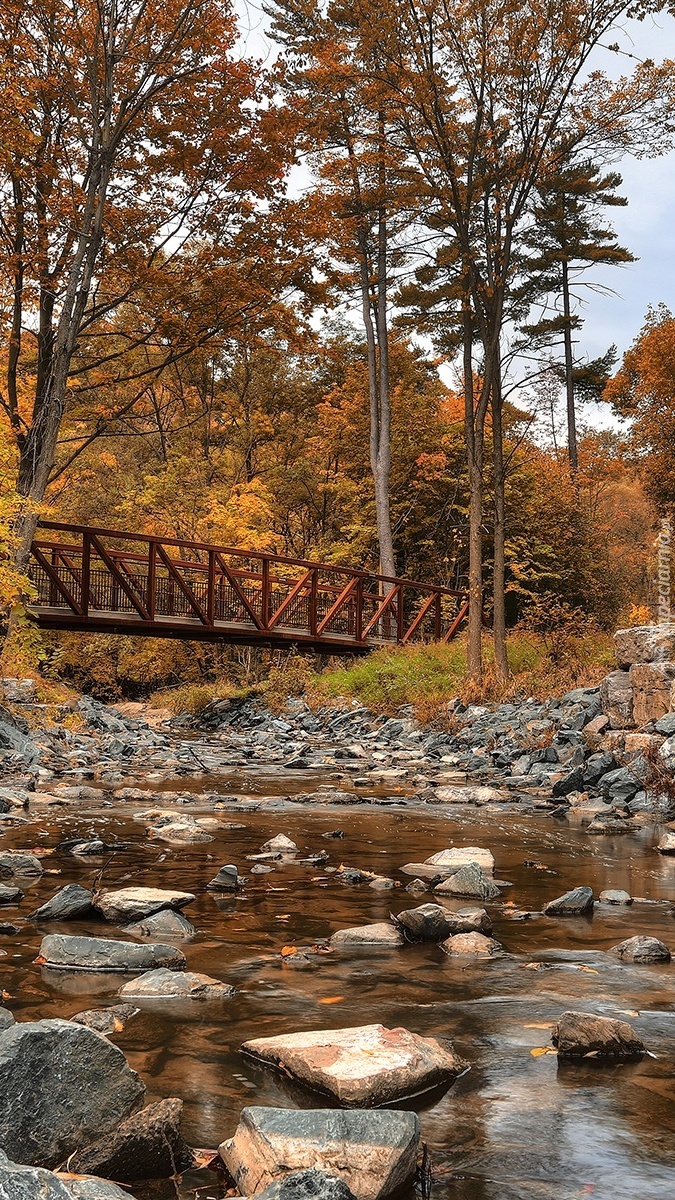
[518,150,633,470]
[268,0,426,577]
[0,0,287,561]
[345,0,673,679]
[605,306,675,516]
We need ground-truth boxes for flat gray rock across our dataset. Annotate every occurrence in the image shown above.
[0,885,23,905]
[543,886,594,916]
[0,1018,145,1167]
[38,934,186,973]
[219,1107,419,1200]
[70,1004,139,1036]
[118,968,234,999]
[0,852,42,879]
[95,887,195,923]
[30,885,93,922]
[330,923,404,947]
[123,909,196,940]
[241,1023,467,1106]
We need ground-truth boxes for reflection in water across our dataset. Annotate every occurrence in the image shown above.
[4,783,675,1199]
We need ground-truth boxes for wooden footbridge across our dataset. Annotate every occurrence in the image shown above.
[27,521,469,654]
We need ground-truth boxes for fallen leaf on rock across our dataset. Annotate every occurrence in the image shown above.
[524,1022,554,1029]
[280,946,297,957]
[319,996,344,1004]
[520,962,551,971]
[571,965,599,974]
[531,1047,557,1057]
[615,1009,639,1017]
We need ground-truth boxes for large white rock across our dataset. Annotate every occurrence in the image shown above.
[614,625,675,668]
[219,1107,419,1200]
[95,887,195,923]
[425,846,495,875]
[430,785,505,805]
[241,1023,467,1106]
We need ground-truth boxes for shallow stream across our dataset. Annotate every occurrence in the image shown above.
[5,768,675,1200]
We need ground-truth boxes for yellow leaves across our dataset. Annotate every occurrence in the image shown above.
[319,996,345,1004]
[523,1022,554,1029]
[530,1046,557,1057]
[280,945,297,957]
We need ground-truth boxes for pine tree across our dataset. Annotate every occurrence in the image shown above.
[519,150,634,471]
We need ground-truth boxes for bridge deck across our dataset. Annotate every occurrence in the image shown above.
[27,521,469,654]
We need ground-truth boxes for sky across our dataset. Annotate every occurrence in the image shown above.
[235,3,675,382]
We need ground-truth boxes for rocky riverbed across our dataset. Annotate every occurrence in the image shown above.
[1,628,675,1198]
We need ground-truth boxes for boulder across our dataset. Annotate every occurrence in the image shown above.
[600,670,634,729]
[70,1097,193,1181]
[30,885,93,922]
[657,830,675,855]
[94,887,195,923]
[612,935,671,963]
[241,1023,467,1106]
[614,625,675,668]
[586,815,634,835]
[330,923,404,948]
[0,1151,73,1199]
[431,785,504,804]
[0,885,23,905]
[0,1009,14,1031]
[598,767,642,804]
[219,1107,419,1200]
[599,889,632,905]
[150,823,213,843]
[262,835,299,853]
[542,887,594,917]
[0,852,42,879]
[433,863,501,901]
[207,864,239,891]
[440,907,493,935]
[582,752,616,786]
[441,931,501,955]
[118,968,234,999]
[256,1169,357,1200]
[630,662,675,726]
[0,1018,145,1167]
[123,909,196,940]
[66,1181,138,1200]
[655,712,675,736]
[425,846,495,874]
[552,1010,645,1058]
[38,934,186,973]
[551,766,585,797]
[659,735,675,771]
[71,1004,140,1036]
[393,903,454,942]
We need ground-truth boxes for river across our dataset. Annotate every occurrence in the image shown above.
[5,766,675,1200]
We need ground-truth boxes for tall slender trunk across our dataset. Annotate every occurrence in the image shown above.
[463,308,483,681]
[491,365,508,680]
[373,135,395,580]
[561,258,578,473]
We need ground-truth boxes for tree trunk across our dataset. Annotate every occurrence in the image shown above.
[561,258,578,473]
[373,182,395,580]
[463,309,483,681]
[491,368,509,680]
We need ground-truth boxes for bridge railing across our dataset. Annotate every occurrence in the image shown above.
[28,521,469,650]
